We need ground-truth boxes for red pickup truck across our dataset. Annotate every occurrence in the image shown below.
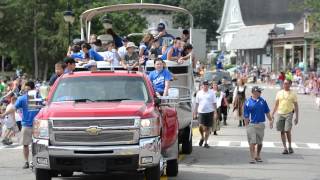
[32,71,179,180]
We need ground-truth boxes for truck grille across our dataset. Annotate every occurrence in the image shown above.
[52,119,135,128]
[55,132,135,143]
[50,118,139,146]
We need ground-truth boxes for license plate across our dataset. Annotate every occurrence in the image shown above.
[82,159,106,172]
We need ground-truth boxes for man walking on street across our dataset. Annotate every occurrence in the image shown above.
[244,86,273,163]
[272,79,299,154]
[194,80,217,148]
[0,81,42,169]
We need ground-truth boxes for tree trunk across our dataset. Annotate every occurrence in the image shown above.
[43,58,48,81]
[33,7,38,79]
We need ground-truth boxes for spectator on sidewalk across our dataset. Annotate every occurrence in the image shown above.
[244,86,273,164]
[194,80,217,148]
[272,79,299,155]
[1,94,17,145]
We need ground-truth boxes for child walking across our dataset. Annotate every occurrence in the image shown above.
[1,94,17,145]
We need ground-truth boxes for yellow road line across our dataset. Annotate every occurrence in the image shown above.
[161,176,168,180]
[179,154,185,161]
[192,127,200,136]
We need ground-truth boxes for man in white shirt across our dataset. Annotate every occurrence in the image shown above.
[194,80,217,148]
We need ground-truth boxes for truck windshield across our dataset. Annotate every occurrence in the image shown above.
[51,76,150,103]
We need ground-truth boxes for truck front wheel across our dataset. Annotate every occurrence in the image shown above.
[145,164,160,180]
[181,127,193,154]
[166,159,178,177]
[35,168,51,180]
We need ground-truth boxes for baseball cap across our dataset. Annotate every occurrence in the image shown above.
[252,86,263,93]
[84,60,97,69]
[202,80,209,85]
[157,23,166,31]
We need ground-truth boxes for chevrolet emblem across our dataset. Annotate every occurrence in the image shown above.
[86,126,102,136]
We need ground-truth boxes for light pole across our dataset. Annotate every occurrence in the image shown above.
[63,2,75,45]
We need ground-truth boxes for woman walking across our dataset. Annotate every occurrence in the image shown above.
[212,83,229,134]
[233,78,247,127]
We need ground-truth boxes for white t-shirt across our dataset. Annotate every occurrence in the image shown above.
[195,89,217,113]
[98,51,120,66]
[4,104,15,128]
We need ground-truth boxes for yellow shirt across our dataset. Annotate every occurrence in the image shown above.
[276,90,297,114]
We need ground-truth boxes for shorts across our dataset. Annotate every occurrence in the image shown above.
[198,112,213,127]
[20,127,33,146]
[276,113,293,132]
[247,123,265,145]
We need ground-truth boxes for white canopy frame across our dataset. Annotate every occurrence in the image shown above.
[80,3,194,44]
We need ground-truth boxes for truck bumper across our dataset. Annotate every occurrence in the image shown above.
[32,137,161,172]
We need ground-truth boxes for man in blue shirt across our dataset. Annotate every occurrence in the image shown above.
[148,58,172,96]
[0,81,42,169]
[243,86,273,164]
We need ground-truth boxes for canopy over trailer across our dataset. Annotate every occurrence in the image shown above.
[80,3,194,43]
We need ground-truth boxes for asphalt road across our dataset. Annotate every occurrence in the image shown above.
[1,83,320,180]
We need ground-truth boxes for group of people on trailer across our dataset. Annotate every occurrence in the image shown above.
[59,22,196,97]
[66,22,195,72]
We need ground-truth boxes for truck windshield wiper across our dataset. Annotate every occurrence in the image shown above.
[74,98,96,102]
[95,98,131,102]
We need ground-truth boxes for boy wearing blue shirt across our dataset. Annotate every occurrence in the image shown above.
[244,86,273,164]
[148,58,172,96]
[0,81,42,169]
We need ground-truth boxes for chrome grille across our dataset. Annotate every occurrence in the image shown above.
[50,117,139,146]
[55,132,134,143]
[52,119,135,128]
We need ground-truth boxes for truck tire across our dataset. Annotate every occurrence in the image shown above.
[181,127,193,154]
[166,159,178,177]
[35,168,51,180]
[145,164,160,180]
[60,171,73,177]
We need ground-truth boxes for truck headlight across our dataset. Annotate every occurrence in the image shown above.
[33,119,49,140]
[140,118,160,137]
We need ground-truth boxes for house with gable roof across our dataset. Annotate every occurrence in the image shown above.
[216,0,318,72]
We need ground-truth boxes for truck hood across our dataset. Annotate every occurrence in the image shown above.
[40,101,149,118]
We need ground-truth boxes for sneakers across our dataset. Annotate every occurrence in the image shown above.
[22,162,29,169]
[204,143,210,148]
[199,139,204,147]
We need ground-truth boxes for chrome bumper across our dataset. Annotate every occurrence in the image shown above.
[32,136,161,171]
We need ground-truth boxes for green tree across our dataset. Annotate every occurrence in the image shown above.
[174,0,224,42]
[304,0,320,42]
